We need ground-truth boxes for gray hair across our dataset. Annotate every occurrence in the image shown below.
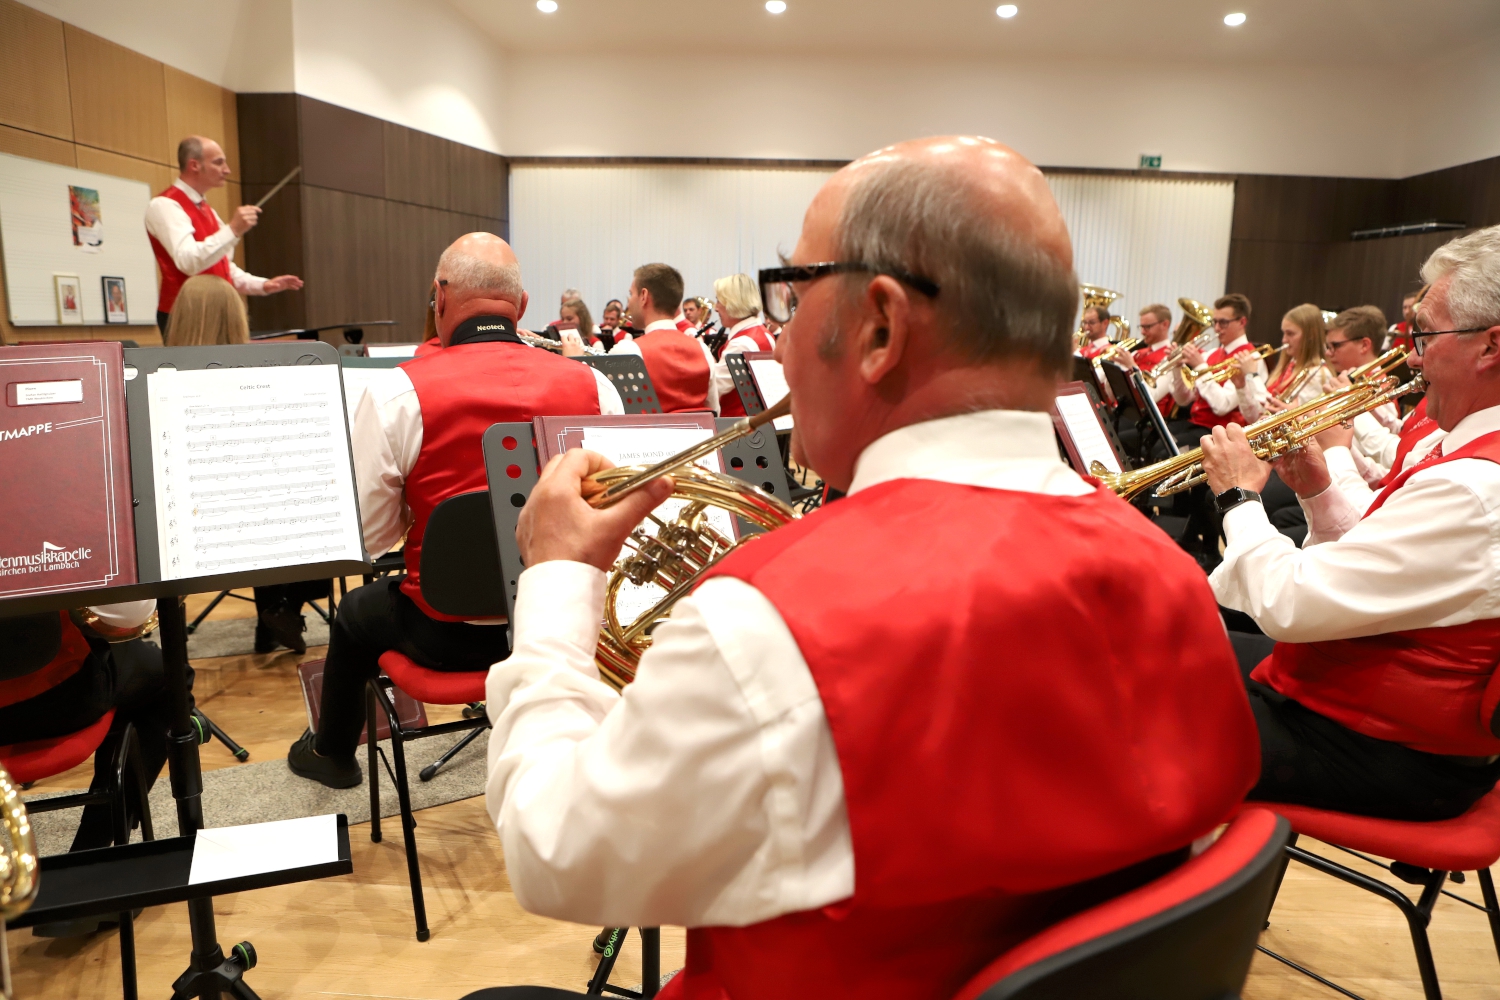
[561,287,581,301]
[1421,225,1500,330]
[436,243,523,301]
[177,136,204,171]
[832,158,1078,372]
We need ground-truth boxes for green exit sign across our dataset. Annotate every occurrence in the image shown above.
[1139,154,1163,170]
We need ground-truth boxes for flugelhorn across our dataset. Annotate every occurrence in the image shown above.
[1095,349,1413,500]
[1181,344,1283,388]
[1139,327,1218,389]
[583,397,798,689]
[1,762,38,1000]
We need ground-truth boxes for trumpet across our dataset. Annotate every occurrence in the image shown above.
[1140,327,1218,388]
[583,397,798,689]
[1095,349,1414,500]
[1181,344,1283,388]
[2,762,39,1000]
[1277,362,1331,404]
[1093,337,1142,365]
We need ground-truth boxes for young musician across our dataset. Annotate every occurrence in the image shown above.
[710,273,775,416]
[1202,225,1500,821]
[1259,304,1335,412]
[1114,303,1175,417]
[1077,305,1114,359]
[1325,306,1403,481]
[482,137,1258,998]
[144,135,302,334]
[286,234,624,788]
[1168,294,1264,443]
[610,263,719,413]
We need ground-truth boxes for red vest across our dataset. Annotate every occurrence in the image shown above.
[0,612,92,711]
[667,478,1260,1000]
[1190,340,1257,429]
[1381,396,1437,487]
[148,185,233,313]
[1079,339,1111,360]
[397,342,601,621]
[636,329,711,412]
[1133,343,1175,417]
[413,337,441,358]
[717,326,775,418]
[1253,430,1500,756]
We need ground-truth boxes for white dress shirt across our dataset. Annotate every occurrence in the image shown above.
[1170,335,1264,416]
[1322,427,1446,519]
[710,316,772,406]
[347,364,623,559]
[143,179,266,295]
[608,319,720,415]
[1210,403,1500,642]
[483,410,1093,929]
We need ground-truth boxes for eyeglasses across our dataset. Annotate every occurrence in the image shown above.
[1410,318,1491,356]
[1211,317,1241,329]
[758,262,940,324]
[1324,338,1353,352]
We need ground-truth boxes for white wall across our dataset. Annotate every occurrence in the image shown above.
[1402,35,1500,178]
[290,0,506,154]
[502,52,1415,179]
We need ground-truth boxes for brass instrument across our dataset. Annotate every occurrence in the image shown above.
[1095,349,1415,500]
[1077,284,1130,348]
[519,330,565,353]
[1140,327,1218,388]
[1,763,38,1000]
[584,397,798,689]
[1181,343,1283,388]
[1174,297,1215,345]
[70,606,158,642]
[1277,362,1331,404]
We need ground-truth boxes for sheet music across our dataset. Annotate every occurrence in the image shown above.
[581,426,737,627]
[1054,393,1122,475]
[146,365,364,580]
[746,359,794,429]
[365,344,418,359]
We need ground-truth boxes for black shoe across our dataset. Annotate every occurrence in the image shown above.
[287,729,361,788]
[254,622,278,654]
[259,602,307,654]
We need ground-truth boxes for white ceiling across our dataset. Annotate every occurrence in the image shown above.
[448,0,1500,64]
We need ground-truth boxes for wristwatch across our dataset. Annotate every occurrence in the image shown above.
[1213,487,1262,516]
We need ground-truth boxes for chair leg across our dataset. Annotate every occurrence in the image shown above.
[419,725,488,782]
[1478,868,1500,967]
[587,928,628,995]
[367,682,382,844]
[387,720,431,942]
[118,908,139,1000]
[123,724,155,842]
[1264,834,1298,928]
[640,927,661,998]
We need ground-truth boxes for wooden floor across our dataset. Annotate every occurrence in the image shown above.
[9,587,1500,998]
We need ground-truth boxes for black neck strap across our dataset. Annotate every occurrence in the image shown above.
[448,315,522,347]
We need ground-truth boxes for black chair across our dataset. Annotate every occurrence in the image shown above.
[365,489,504,941]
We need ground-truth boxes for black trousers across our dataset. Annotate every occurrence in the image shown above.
[0,638,192,850]
[1229,631,1500,821]
[156,310,169,335]
[253,579,331,614]
[313,576,510,759]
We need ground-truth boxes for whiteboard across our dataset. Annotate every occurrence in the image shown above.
[0,151,159,326]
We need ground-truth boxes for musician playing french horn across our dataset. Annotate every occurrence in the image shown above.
[1202,225,1500,822]
[482,136,1259,1000]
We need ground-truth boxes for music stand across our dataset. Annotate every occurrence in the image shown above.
[576,355,662,414]
[1051,380,1130,476]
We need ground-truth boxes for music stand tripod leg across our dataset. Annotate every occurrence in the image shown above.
[159,597,260,1000]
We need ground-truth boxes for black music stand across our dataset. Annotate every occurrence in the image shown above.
[576,356,662,414]
[0,342,369,1000]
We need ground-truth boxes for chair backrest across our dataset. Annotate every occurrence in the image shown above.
[576,355,662,414]
[0,612,62,682]
[418,490,507,619]
[955,809,1290,1000]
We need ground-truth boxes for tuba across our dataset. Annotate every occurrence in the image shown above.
[1174,297,1215,346]
[1,762,39,1000]
[1077,285,1131,347]
[584,398,798,689]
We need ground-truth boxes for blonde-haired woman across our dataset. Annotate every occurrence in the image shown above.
[710,273,774,417]
[163,274,250,345]
[1265,303,1335,408]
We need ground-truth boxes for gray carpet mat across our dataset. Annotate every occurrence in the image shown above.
[27,730,488,857]
[141,612,332,659]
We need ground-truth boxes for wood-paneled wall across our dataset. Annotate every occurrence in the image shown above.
[238,94,508,343]
[1227,156,1500,344]
[0,0,242,346]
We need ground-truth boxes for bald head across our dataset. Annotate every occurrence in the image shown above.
[432,233,529,345]
[804,135,1078,373]
[177,135,232,193]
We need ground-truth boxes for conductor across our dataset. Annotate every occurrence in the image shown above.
[145,135,302,333]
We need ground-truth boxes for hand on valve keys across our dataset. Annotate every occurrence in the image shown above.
[1198,424,1272,496]
[516,449,673,572]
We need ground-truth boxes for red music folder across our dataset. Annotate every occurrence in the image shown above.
[0,343,137,599]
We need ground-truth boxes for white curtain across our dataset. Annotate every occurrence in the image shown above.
[509,164,1235,332]
[1045,172,1236,329]
[508,164,836,325]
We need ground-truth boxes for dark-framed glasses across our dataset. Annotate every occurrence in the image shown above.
[1411,317,1491,356]
[758,262,940,325]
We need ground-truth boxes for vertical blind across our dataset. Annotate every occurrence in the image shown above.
[509,164,1235,330]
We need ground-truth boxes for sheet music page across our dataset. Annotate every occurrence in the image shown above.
[581,426,736,627]
[365,344,418,358]
[1054,393,1122,475]
[147,365,364,580]
[746,359,794,429]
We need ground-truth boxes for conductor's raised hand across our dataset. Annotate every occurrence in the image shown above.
[263,275,303,293]
[517,450,673,571]
[230,205,261,236]
[1200,424,1271,495]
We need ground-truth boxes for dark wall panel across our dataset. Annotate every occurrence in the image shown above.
[242,180,306,333]
[384,121,451,210]
[302,187,390,338]
[299,96,385,198]
[1398,155,1500,230]
[235,93,299,187]
[382,202,477,343]
[450,142,505,217]
[1323,229,1471,322]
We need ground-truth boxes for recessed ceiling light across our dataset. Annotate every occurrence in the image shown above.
[1224,11,1246,26]
[996,4,1018,17]
[766,1,786,12]
[536,0,557,11]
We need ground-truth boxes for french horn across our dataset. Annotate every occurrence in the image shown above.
[1,762,38,1000]
[583,398,798,689]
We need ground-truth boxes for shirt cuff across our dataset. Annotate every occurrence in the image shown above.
[1298,482,1362,544]
[512,560,606,670]
[1221,498,1277,548]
